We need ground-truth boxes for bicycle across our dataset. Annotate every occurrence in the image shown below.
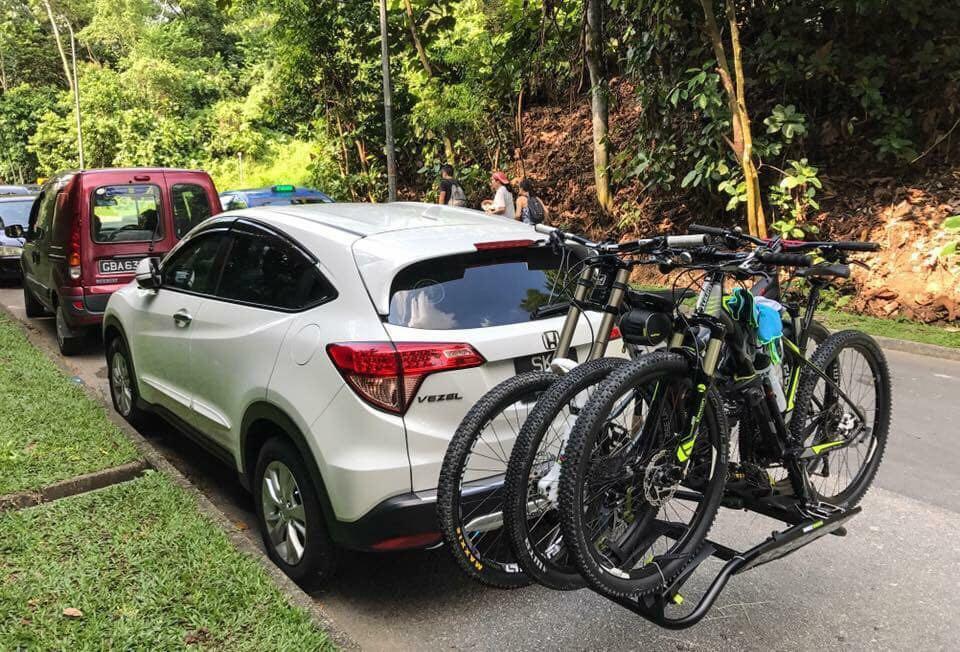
[436,226,708,588]
[556,229,890,601]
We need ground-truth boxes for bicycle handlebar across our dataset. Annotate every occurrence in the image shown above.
[757,251,813,267]
[534,224,711,253]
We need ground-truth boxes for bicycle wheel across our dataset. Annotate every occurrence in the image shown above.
[504,357,629,591]
[437,371,556,588]
[558,352,728,598]
[789,330,891,507]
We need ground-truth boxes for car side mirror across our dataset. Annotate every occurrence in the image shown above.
[135,257,161,290]
[3,224,25,239]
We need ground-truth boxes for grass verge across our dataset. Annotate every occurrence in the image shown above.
[0,471,332,650]
[0,312,139,495]
[819,309,960,349]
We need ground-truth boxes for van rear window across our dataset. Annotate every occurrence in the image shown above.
[92,184,162,243]
[388,248,573,330]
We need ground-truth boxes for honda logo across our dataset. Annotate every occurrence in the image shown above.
[542,330,560,350]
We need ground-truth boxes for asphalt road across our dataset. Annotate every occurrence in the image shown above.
[2,284,958,650]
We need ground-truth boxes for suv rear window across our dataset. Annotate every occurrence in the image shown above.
[92,184,162,243]
[388,248,572,329]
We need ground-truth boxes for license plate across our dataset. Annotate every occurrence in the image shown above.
[98,258,141,275]
[514,348,579,374]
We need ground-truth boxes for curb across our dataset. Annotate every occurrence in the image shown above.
[0,306,360,650]
[872,334,960,362]
[0,460,150,512]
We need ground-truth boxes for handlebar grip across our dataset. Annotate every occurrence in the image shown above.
[533,224,557,235]
[830,241,879,252]
[757,251,813,267]
[688,224,729,237]
[665,234,713,248]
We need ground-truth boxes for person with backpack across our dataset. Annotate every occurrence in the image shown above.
[481,171,515,219]
[516,178,548,225]
[437,164,467,207]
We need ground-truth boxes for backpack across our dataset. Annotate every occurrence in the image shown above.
[526,196,545,224]
[448,181,467,207]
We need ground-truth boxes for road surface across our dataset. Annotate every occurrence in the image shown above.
[2,285,957,650]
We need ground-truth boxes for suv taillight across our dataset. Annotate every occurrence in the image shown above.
[68,206,81,283]
[327,342,485,414]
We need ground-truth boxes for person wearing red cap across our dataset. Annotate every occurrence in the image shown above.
[482,171,515,220]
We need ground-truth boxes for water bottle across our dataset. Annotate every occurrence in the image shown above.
[758,356,787,413]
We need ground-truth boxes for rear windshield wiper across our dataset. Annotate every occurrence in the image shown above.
[530,302,571,320]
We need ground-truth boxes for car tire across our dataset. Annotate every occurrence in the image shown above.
[55,304,85,356]
[254,436,338,586]
[106,335,151,427]
[23,284,45,318]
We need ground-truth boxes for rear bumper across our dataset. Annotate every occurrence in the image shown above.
[56,282,128,328]
[329,490,441,551]
[329,477,502,552]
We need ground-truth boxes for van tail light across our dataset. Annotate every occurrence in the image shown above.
[327,342,485,414]
[68,207,82,284]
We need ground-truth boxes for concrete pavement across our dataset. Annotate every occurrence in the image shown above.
[2,285,958,650]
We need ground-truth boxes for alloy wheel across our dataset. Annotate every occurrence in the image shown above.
[261,460,308,565]
[110,351,133,416]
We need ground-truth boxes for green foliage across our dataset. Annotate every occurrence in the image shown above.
[769,158,823,239]
[939,215,960,260]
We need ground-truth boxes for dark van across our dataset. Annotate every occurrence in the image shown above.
[4,168,220,354]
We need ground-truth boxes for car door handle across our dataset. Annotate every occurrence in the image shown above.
[173,310,193,327]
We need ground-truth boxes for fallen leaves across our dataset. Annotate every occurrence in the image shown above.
[62,607,83,619]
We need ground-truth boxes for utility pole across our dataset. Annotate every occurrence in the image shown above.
[65,19,84,169]
[378,0,397,202]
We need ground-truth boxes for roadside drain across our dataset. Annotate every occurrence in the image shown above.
[0,460,151,512]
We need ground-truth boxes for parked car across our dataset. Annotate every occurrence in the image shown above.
[102,202,620,582]
[3,168,220,355]
[0,184,39,196]
[219,184,333,210]
[0,195,35,282]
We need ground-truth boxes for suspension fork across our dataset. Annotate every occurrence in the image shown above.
[554,264,594,359]
[674,319,725,463]
[590,266,632,360]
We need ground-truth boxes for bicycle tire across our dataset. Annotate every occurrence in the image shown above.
[437,371,557,588]
[789,329,891,507]
[559,352,728,598]
[504,357,629,590]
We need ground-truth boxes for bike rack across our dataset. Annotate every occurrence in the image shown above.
[603,501,862,629]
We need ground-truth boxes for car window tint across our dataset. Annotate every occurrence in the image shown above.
[162,233,225,294]
[217,232,335,310]
[388,248,573,329]
[171,184,213,238]
[92,184,162,243]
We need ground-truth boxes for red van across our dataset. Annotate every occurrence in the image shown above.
[6,168,220,354]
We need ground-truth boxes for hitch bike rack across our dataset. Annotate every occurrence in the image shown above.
[604,500,862,629]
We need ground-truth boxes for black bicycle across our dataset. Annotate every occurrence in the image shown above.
[556,229,891,599]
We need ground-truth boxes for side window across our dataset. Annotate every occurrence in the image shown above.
[32,190,57,236]
[217,231,336,310]
[172,183,214,238]
[161,232,226,295]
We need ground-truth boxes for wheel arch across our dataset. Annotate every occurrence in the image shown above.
[240,401,338,529]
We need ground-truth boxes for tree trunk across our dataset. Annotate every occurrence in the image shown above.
[0,48,7,92]
[41,0,74,92]
[698,0,766,238]
[584,0,612,212]
[402,0,456,165]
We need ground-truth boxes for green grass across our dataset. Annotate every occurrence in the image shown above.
[0,472,332,650]
[0,312,140,495]
[819,309,960,349]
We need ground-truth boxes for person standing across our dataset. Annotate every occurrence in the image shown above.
[437,164,467,206]
[482,171,515,220]
[516,179,548,225]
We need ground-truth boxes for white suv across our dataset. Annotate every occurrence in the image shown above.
[103,202,616,582]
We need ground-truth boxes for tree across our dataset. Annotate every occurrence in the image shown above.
[584,0,612,212]
[698,0,765,237]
